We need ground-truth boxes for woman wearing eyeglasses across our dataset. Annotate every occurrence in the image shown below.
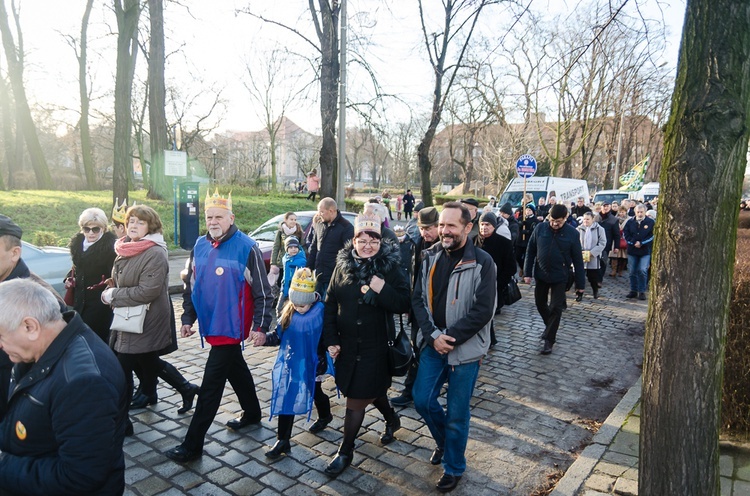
[66,208,118,342]
[321,213,411,476]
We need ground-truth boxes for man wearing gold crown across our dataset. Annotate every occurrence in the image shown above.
[165,189,274,463]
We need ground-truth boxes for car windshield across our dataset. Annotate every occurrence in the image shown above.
[594,193,630,204]
[499,191,547,208]
[250,214,313,242]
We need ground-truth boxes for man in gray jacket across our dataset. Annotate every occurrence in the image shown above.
[412,202,496,493]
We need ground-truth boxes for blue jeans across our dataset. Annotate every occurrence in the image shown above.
[628,254,650,292]
[413,346,481,476]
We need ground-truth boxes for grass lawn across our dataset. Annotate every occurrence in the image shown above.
[0,187,329,249]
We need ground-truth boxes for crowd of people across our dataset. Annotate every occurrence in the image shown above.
[0,187,658,494]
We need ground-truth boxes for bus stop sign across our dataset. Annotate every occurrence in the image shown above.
[515,154,537,179]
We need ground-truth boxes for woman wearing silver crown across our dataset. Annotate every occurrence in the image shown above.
[322,213,411,476]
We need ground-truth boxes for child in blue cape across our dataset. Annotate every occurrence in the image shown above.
[276,236,307,316]
[257,268,333,460]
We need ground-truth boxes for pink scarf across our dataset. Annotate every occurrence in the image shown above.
[114,237,158,258]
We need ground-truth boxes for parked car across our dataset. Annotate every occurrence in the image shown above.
[249,210,358,273]
[21,241,71,297]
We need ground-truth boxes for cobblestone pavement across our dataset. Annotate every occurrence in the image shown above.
[124,268,646,495]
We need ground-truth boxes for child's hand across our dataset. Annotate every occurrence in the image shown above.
[251,331,266,346]
[328,345,340,359]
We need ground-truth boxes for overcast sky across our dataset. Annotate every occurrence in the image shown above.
[16,0,686,136]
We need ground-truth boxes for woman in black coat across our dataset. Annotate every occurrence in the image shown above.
[66,208,117,342]
[322,213,411,477]
[475,211,517,346]
[516,205,540,275]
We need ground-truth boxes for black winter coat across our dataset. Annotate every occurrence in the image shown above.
[323,240,411,398]
[516,215,539,248]
[524,222,586,290]
[596,212,620,252]
[0,312,127,495]
[475,232,517,299]
[68,231,117,341]
[307,211,354,292]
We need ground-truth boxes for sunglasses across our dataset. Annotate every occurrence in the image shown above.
[82,226,102,233]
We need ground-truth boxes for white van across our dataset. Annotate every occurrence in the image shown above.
[592,189,632,205]
[498,176,590,208]
[635,182,660,202]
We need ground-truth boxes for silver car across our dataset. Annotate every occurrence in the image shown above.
[21,241,72,297]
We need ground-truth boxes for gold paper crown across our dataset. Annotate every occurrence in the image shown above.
[205,188,232,211]
[289,268,317,293]
[354,213,381,236]
[111,198,129,224]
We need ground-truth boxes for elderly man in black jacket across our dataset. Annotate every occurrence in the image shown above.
[0,278,127,495]
[524,204,585,355]
[307,197,354,297]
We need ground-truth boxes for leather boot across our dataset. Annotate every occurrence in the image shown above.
[380,409,401,445]
[159,361,199,414]
[265,439,291,460]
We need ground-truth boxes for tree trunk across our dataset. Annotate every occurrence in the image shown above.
[640,1,750,494]
[113,0,140,204]
[0,73,11,190]
[147,0,168,200]
[312,0,339,200]
[78,0,96,189]
[0,1,52,189]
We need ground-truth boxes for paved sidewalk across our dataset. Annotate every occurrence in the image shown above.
[125,269,646,495]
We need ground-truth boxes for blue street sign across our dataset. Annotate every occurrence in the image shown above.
[516,154,537,179]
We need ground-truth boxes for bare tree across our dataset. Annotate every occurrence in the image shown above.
[62,0,98,189]
[640,0,750,492]
[244,48,304,192]
[147,0,169,199]
[113,0,141,203]
[416,0,493,206]
[0,0,52,189]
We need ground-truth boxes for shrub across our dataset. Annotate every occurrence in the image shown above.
[723,228,750,440]
[32,231,62,247]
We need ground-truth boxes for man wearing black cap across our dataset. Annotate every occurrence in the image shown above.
[524,205,585,355]
[460,198,480,240]
[0,215,66,420]
[391,206,440,407]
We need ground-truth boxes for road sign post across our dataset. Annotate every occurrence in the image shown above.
[516,154,537,212]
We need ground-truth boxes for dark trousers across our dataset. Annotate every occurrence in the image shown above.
[307,191,318,202]
[118,351,160,400]
[534,280,567,344]
[585,269,600,291]
[276,382,331,440]
[182,344,261,451]
[598,251,610,281]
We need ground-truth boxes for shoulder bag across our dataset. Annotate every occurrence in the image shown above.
[387,314,414,377]
[504,277,522,306]
[63,267,76,307]
[110,278,150,334]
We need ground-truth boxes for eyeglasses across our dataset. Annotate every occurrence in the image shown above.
[356,239,381,248]
[82,226,102,233]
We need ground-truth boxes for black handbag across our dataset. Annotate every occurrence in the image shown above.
[388,315,414,377]
[504,277,522,306]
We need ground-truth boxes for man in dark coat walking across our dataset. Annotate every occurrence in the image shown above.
[595,201,621,281]
[307,197,354,297]
[524,204,585,355]
[0,279,128,495]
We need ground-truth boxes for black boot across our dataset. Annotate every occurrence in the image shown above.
[325,408,364,477]
[266,439,291,460]
[380,410,401,445]
[159,361,199,414]
[130,392,157,409]
[267,415,293,460]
